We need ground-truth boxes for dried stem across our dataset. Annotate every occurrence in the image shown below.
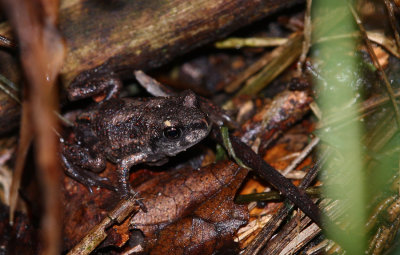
[297,0,313,73]
[212,127,321,226]
[225,32,303,102]
[242,160,322,255]
[236,186,321,204]
[348,3,400,128]
[0,34,16,48]
[383,0,400,50]
[67,196,141,255]
[215,37,288,49]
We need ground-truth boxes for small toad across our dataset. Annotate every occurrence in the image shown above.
[61,73,211,195]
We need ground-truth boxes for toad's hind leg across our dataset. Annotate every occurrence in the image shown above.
[62,155,114,192]
[61,143,114,192]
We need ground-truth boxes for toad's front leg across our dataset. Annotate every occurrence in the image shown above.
[117,153,148,196]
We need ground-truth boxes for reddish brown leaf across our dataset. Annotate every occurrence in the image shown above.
[62,163,119,250]
[130,161,248,237]
[146,162,249,254]
[63,161,249,254]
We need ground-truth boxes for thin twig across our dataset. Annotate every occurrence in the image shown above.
[242,159,322,255]
[224,32,303,105]
[348,3,400,128]
[318,87,400,130]
[0,34,16,49]
[0,82,20,104]
[9,99,33,225]
[263,210,319,255]
[0,74,19,91]
[305,239,331,254]
[236,214,272,243]
[212,127,321,226]
[236,186,321,203]
[0,164,12,205]
[282,137,320,176]
[314,31,400,58]
[215,37,288,49]
[67,195,141,255]
[0,74,74,127]
[383,0,400,51]
[366,30,400,58]
[221,126,250,169]
[364,111,396,152]
[247,136,320,211]
[297,0,312,74]
[223,35,293,94]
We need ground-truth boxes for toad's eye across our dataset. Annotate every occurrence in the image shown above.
[163,127,182,140]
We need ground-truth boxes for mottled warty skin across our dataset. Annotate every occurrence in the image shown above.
[62,91,211,195]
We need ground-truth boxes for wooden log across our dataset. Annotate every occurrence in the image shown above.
[1,0,304,87]
[0,0,304,133]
